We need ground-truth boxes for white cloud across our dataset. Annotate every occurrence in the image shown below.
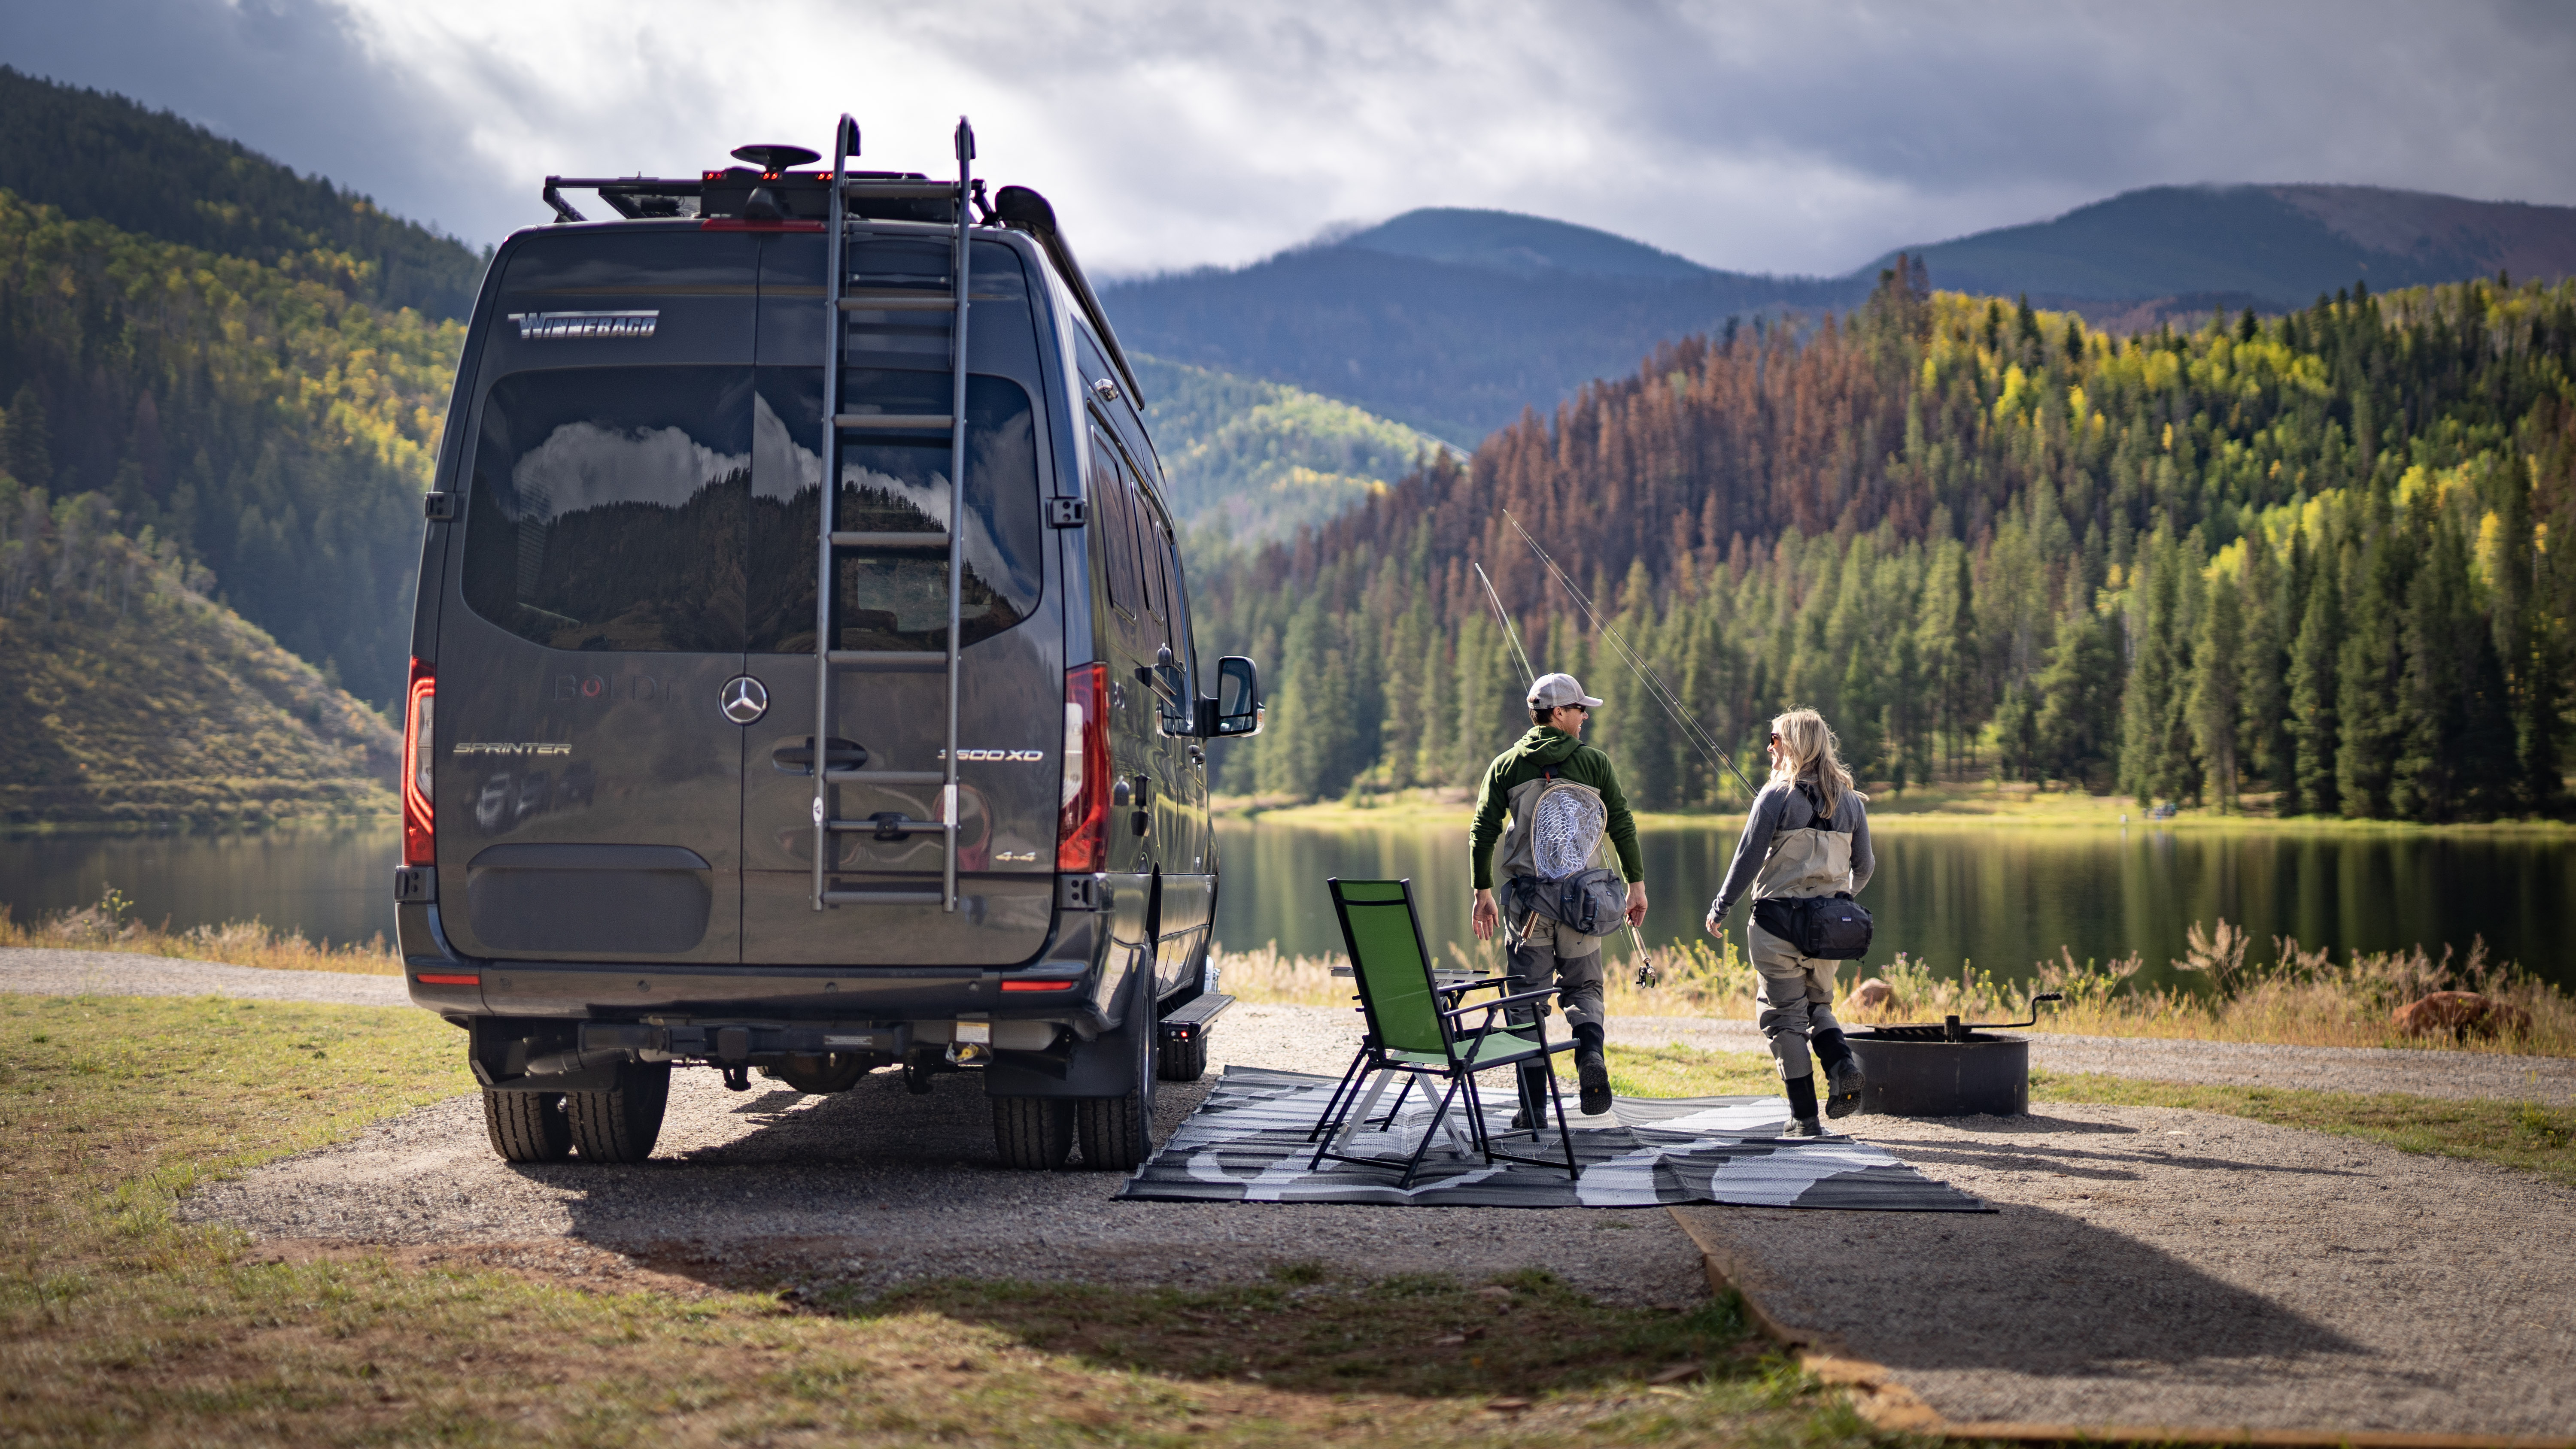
[9,0,2574,276]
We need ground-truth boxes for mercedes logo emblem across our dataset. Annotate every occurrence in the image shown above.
[720,675,769,724]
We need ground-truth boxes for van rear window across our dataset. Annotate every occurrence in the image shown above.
[462,365,1042,655]
[462,367,750,652]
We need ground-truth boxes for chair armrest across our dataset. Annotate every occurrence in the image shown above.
[1440,986,1558,1021]
[1432,973,1512,999]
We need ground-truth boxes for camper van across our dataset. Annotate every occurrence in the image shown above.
[391,118,1260,1172]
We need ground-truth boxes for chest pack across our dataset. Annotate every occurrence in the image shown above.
[1750,786,1874,960]
[1500,772,1627,939]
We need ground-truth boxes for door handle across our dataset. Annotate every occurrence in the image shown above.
[772,737,868,776]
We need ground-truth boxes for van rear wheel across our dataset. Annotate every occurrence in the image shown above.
[564,1061,671,1163]
[483,1088,572,1162]
[992,1096,1075,1170]
[1075,1094,1149,1171]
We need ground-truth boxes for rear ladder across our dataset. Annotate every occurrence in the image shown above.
[810,112,978,912]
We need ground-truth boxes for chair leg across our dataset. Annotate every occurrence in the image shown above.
[1398,1075,1468,1189]
[1306,1047,1372,1144]
[1373,1074,1418,1128]
[1544,1053,1581,1181]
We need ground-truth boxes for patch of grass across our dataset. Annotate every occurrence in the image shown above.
[0,995,1886,1446]
[0,892,402,975]
[2028,1070,2576,1188]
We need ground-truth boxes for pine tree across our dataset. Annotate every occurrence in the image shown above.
[2286,547,2342,816]
[2187,565,2245,810]
[2336,536,2405,818]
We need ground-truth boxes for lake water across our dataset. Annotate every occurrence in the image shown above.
[4,820,2570,991]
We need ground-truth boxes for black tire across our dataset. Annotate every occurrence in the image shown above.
[563,1061,671,1163]
[1078,967,1160,1170]
[992,1095,1075,1170]
[1157,1026,1208,1082]
[482,1088,571,1163]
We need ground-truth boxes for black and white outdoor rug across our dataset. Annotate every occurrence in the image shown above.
[1117,1065,1991,1211]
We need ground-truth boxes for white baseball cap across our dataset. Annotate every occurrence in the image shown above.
[1528,673,1603,710]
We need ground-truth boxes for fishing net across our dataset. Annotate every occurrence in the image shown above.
[1531,784,1606,880]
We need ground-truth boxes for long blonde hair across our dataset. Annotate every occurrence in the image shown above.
[1768,708,1859,819]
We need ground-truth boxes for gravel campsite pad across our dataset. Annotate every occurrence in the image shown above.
[15,951,2576,1437]
[1672,1105,2576,1438]
[173,1002,1712,1308]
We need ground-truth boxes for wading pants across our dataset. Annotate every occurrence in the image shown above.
[1748,919,1847,1083]
[1505,906,1606,1118]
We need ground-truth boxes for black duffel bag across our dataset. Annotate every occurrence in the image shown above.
[1753,891,1874,960]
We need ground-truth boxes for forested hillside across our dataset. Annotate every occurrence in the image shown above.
[0,189,461,706]
[0,68,486,318]
[0,480,398,828]
[1199,264,2575,822]
[1133,354,1450,546]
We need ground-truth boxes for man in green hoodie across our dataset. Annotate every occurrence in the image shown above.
[1470,672,1648,1121]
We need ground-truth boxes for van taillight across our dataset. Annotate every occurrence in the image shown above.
[402,659,434,867]
[1057,662,1109,872]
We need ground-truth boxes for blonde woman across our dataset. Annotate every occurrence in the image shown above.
[1703,709,1875,1136]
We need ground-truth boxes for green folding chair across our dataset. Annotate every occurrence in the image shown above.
[1307,877,1581,1187]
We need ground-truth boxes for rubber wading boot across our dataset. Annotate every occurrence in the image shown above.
[1574,1022,1612,1116]
[1815,1030,1866,1119]
[1510,1061,1549,1132]
[1785,1073,1824,1138]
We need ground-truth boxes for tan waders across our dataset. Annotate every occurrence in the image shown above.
[1746,785,1866,1131]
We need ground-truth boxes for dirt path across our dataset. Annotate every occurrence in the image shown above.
[0,947,406,1006]
[1672,1104,2576,1438]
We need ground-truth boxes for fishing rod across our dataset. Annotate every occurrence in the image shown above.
[1474,556,1662,988]
[1500,509,1761,801]
[1471,562,1536,685]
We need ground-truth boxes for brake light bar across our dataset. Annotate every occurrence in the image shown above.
[401,659,434,867]
[416,973,479,987]
[1057,662,1110,872]
[999,979,1077,992]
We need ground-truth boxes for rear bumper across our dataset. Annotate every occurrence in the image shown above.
[398,898,1118,1034]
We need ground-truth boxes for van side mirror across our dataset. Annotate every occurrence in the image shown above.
[1211,656,1263,737]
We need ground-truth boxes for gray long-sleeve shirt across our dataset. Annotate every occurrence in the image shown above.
[1706,779,1875,922]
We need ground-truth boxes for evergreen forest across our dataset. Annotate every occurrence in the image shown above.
[0,188,463,707]
[1196,263,2576,822]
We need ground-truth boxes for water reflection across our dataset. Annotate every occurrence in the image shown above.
[1211,819,2576,991]
[3,819,2569,991]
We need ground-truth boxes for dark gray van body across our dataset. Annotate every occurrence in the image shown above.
[395,197,1245,1167]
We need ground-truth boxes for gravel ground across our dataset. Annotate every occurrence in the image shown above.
[1672,1104,2576,1437]
[0,948,407,1007]
[175,1002,1710,1309]
[24,946,2575,1433]
[1615,1014,2576,1106]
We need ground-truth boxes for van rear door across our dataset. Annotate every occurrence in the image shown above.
[435,230,757,965]
[738,234,1063,966]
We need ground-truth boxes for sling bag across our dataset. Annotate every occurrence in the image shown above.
[1750,788,1874,960]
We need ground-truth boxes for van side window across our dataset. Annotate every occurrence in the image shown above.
[1131,477,1167,625]
[461,367,751,652]
[1088,424,1136,618]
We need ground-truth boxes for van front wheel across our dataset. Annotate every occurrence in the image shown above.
[483,1088,572,1162]
[564,1061,671,1163]
[992,1096,1075,1170]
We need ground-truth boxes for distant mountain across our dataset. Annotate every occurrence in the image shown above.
[1865,184,2576,313]
[1104,188,2576,445]
[0,67,485,318]
[1132,354,1452,547]
[1106,212,1851,444]
[0,485,398,829]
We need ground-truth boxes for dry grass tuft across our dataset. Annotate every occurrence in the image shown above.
[1217,917,2576,1057]
[0,890,403,975]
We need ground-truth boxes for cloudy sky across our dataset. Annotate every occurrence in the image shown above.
[6,0,2573,278]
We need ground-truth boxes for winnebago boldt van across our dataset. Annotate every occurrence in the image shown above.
[391,117,1261,1172]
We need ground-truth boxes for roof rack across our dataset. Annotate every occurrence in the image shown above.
[535,138,1144,406]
